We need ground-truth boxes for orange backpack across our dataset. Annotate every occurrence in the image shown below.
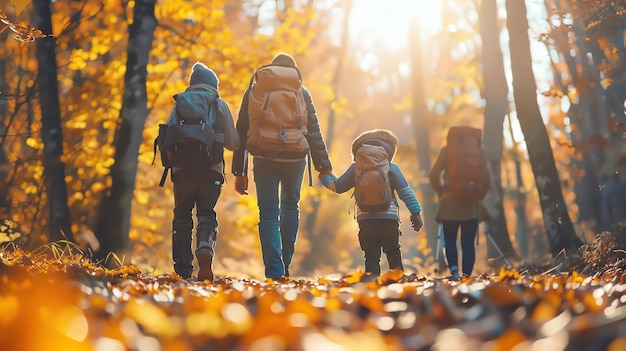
[246,65,309,159]
[446,126,488,200]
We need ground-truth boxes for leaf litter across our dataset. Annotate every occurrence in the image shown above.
[0,232,625,351]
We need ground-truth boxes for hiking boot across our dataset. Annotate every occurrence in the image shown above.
[196,248,214,282]
[449,265,461,280]
[172,224,193,280]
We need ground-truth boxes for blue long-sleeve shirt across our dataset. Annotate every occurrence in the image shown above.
[320,163,422,221]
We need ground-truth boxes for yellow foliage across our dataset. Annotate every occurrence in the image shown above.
[0,294,20,326]
[8,0,30,15]
[25,137,40,149]
[135,190,149,205]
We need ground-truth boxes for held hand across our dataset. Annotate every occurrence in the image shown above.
[410,212,424,232]
[318,170,337,190]
[235,176,249,195]
[318,169,336,182]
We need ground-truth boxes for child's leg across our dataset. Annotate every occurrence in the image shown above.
[442,221,461,276]
[459,219,478,276]
[380,221,403,271]
[358,220,382,275]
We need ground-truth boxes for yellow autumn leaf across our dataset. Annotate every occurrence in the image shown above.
[124,299,182,337]
[25,137,39,149]
[135,189,149,205]
[344,270,364,284]
[9,0,30,15]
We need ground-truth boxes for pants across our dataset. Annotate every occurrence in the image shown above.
[358,219,403,275]
[442,219,478,276]
[171,168,223,278]
[253,157,306,279]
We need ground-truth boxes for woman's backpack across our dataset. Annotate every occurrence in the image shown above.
[245,65,309,159]
[446,126,488,200]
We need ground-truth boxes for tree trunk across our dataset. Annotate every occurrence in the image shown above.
[546,0,623,233]
[505,0,581,255]
[574,9,624,232]
[479,0,519,264]
[95,0,156,260]
[502,114,531,258]
[0,29,9,213]
[33,0,74,242]
[568,12,604,233]
[409,16,439,266]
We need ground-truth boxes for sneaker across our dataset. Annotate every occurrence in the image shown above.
[450,272,461,280]
[196,249,214,282]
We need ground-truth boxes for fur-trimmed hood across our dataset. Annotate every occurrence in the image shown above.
[351,129,398,160]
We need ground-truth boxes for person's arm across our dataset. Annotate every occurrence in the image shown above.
[218,99,240,152]
[390,164,423,231]
[390,164,422,214]
[319,164,355,194]
[301,87,332,173]
[428,147,446,195]
[232,90,250,176]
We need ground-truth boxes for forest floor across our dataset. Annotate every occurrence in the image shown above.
[1,231,626,351]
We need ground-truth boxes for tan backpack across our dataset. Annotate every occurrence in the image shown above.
[354,143,393,212]
[246,65,309,159]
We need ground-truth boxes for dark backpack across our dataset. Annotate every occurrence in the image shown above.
[245,65,309,159]
[446,126,488,200]
[353,141,393,212]
[153,90,223,187]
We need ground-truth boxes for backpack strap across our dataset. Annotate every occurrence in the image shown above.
[159,167,171,187]
[247,69,258,90]
[207,98,221,131]
[152,137,158,165]
[348,192,356,220]
[307,151,313,187]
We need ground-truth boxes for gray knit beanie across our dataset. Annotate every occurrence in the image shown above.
[189,62,219,88]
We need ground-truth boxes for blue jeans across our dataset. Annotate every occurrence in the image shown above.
[253,157,306,279]
[172,169,223,278]
[442,219,478,276]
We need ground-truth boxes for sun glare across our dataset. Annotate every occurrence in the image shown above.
[350,0,442,50]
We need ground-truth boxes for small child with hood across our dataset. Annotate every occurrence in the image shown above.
[319,129,424,275]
